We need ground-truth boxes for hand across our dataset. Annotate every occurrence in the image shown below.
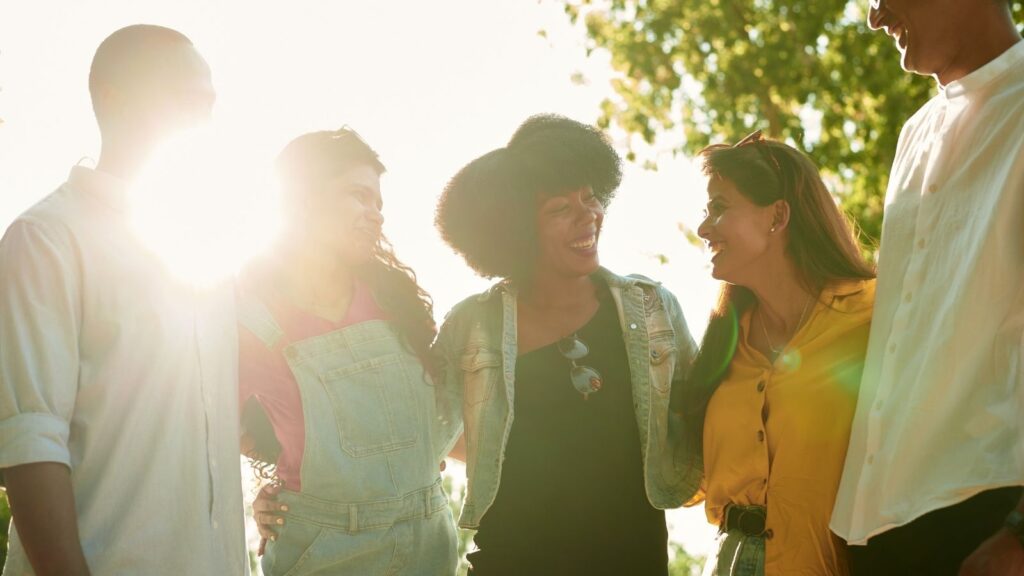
[960,529,1024,576]
[252,484,288,555]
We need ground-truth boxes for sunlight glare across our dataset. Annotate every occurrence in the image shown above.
[129,126,282,287]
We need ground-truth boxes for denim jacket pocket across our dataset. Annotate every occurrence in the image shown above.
[648,335,678,395]
[320,353,418,457]
[459,349,501,406]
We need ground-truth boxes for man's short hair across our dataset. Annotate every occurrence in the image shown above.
[88,25,193,118]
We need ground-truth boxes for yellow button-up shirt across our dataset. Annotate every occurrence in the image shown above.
[704,279,875,576]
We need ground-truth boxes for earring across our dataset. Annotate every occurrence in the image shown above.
[770,226,776,233]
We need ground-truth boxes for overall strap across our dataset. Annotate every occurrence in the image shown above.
[237,294,286,350]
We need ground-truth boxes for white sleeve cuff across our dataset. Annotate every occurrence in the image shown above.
[0,412,72,470]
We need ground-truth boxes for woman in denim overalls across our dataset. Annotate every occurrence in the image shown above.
[240,129,459,576]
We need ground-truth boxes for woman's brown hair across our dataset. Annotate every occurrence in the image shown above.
[683,134,875,434]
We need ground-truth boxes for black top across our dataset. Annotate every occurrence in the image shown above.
[469,281,668,576]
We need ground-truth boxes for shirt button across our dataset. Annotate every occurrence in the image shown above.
[757,430,765,442]
[867,454,875,465]
[917,238,926,249]
[903,292,913,303]
[765,528,775,539]
[888,343,897,354]
[629,323,638,330]
[756,380,766,392]
[928,183,938,194]
[651,349,659,359]
[874,400,884,411]
[212,519,219,529]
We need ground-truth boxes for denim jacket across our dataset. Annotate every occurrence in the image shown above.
[433,267,703,529]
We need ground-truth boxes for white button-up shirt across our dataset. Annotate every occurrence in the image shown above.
[0,167,247,575]
[832,40,1024,545]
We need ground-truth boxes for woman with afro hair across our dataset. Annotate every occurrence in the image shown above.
[433,114,702,575]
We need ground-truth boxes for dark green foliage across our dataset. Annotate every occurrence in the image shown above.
[562,0,1024,253]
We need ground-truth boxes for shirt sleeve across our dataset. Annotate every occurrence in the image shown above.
[658,284,704,503]
[0,218,81,473]
[659,286,697,393]
[431,311,465,462]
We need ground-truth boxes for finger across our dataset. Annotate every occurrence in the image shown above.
[253,498,289,514]
[256,511,286,528]
[257,523,279,542]
[258,537,267,557]
[260,483,283,497]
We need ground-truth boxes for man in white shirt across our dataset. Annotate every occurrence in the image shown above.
[0,25,246,575]
[831,2,1024,575]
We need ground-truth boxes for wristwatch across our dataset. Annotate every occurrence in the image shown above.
[1005,510,1024,548]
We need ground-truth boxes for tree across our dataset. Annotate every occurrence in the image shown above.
[668,542,704,576]
[0,492,8,573]
[562,0,1024,251]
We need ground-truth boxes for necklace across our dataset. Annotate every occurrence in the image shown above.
[757,294,814,356]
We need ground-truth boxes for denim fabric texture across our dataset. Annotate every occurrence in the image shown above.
[434,267,703,529]
[706,531,765,576]
[239,298,458,576]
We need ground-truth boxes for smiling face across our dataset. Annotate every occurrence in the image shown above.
[697,176,778,284]
[868,0,976,83]
[534,186,604,279]
[301,164,384,266]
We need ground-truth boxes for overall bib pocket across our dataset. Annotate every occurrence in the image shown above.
[320,353,418,457]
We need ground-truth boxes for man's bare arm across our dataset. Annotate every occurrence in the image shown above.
[4,462,91,576]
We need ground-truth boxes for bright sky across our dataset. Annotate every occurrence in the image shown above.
[0,0,722,564]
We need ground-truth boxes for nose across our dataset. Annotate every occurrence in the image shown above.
[697,214,713,240]
[367,205,384,227]
[574,200,601,224]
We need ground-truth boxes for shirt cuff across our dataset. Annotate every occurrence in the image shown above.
[0,412,72,470]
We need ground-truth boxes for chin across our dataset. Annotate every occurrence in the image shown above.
[339,247,376,267]
[709,260,736,283]
[567,257,600,278]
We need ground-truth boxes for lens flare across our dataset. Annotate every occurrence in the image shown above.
[129,126,282,287]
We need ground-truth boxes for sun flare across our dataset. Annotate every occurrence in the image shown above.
[129,126,282,287]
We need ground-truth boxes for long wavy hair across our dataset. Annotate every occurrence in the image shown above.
[683,136,875,437]
[244,129,437,479]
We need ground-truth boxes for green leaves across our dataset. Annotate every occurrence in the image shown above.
[563,0,1024,253]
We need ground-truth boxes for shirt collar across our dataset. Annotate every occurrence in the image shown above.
[943,38,1024,100]
[66,165,129,213]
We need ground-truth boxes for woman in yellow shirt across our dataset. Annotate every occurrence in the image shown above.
[686,131,875,575]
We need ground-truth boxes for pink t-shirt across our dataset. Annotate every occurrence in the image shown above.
[238,280,385,491]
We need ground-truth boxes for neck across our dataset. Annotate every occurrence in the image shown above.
[521,266,597,310]
[937,14,1022,86]
[746,257,814,332]
[95,136,157,184]
[277,240,355,307]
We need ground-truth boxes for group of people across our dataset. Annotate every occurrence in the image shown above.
[0,1,1022,575]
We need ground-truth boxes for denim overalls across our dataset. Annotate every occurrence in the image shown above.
[240,297,458,576]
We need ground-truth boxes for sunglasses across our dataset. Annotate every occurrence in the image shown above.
[330,124,370,146]
[557,334,603,399]
[733,129,784,178]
